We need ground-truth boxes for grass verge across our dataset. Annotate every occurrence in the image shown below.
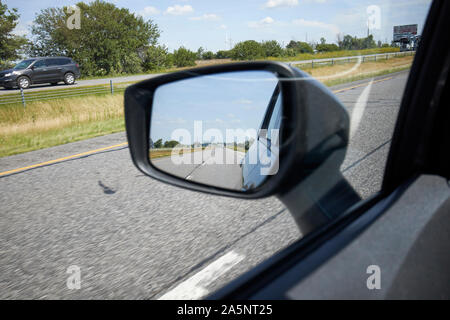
[149,147,207,160]
[295,55,413,86]
[0,94,124,157]
[269,47,400,62]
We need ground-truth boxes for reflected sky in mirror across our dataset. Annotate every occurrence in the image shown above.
[150,71,279,144]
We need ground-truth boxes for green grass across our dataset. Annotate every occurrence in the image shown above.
[269,47,400,62]
[294,54,413,87]
[0,94,124,157]
[0,118,124,157]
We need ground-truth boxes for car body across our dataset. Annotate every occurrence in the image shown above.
[0,57,81,89]
[241,85,282,191]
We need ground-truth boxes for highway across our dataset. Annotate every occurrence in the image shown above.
[0,71,408,299]
[152,147,245,190]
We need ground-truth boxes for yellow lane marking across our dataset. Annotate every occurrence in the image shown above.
[332,76,393,94]
[0,76,395,177]
[0,142,128,177]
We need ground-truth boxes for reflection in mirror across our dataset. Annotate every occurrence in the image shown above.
[149,70,282,192]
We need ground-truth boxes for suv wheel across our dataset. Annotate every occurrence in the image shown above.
[17,76,31,89]
[64,72,75,85]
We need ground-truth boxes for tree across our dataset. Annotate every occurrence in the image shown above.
[154,139,163,148]
[338,34,377,50]
[0,1,28,68]
[282,48,296,57]
[215,50,231,59]
[202,51,214,60]
[164,140,179,148]
[286,40,313,54]
[320,37,326,45]
[173,46,196,67]
[231,40,264,60]
[316,43,339,52]
[362,34,376,49]
[261,40,282,57]
[196,47,204,60]
[29,0,160,76]
[143,45,169,71]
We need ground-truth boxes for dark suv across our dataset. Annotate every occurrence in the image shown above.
[0,57,81,90]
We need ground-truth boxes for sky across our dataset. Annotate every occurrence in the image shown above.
[7,0,432,52]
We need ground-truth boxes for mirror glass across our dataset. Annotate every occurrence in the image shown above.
[149,70,282,191]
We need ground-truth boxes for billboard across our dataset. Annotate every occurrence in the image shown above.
[393,24,418,41]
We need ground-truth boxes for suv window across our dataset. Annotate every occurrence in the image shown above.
[33,60,47,68]
[55,58,71,65]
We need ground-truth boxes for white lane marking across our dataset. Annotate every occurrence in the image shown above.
[158,251,245,300]
[349,79,373,139]
[186,175,193,180]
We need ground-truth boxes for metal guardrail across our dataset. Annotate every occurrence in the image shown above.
[287,50,414,68]
[0,80,127,107]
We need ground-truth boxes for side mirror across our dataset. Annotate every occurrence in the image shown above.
[29,65,35,70]
[125,61,356,232]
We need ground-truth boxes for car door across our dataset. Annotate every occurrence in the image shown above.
[242,86,282,190]
[209,0,450,299]
[29,59,49,83]
[45,58,64,82]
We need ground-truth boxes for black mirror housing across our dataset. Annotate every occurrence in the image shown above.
[124,61,350,202]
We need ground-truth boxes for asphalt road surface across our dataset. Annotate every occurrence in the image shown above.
[0,71,408,299]
[152,147,245,190]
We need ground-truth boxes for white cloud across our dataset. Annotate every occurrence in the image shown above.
[168,118,187,125]
[235,99,253,105]
[263,0,298,9]
[248,16,275,28]
[189,14,220,21]
[292,18,340,35]
[139,6,160,17]
[165,5,194,15]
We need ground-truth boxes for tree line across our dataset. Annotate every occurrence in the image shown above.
[1,0,395,76]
